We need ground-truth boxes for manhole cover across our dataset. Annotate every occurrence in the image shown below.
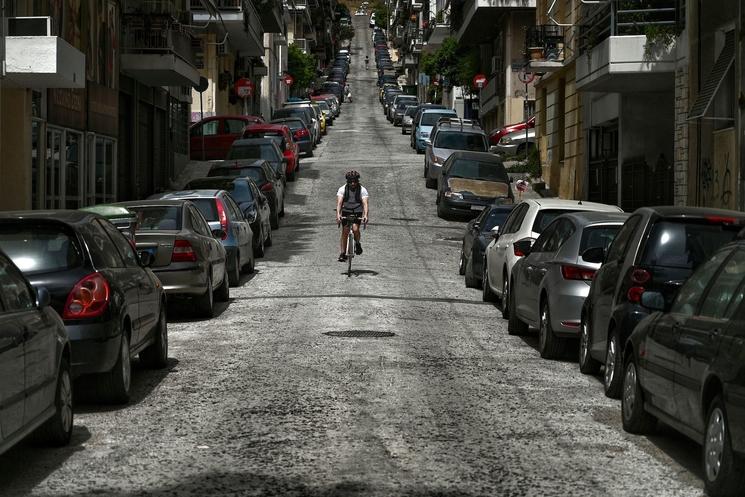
[390,217,419,222]
[323,330,396,338]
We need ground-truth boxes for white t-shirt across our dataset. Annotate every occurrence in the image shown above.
[337,185,369,199]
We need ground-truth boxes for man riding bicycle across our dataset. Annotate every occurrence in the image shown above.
[336,170,369,262]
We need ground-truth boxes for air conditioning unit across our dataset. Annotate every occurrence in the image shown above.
[491,55,502,75]
[7,17,53,36]
[217,38,231,55]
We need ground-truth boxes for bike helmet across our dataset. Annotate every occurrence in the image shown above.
[345,170,361,182]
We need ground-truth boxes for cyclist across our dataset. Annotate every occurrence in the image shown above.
[336,170,369,262]
[365,56,370,69]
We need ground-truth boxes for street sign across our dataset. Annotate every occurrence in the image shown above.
[517,71,535,84]
[515,179,529,193]
[234,77,254,98]
[282,74,295,86]
[472,73,488,89]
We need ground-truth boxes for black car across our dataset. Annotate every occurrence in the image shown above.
[0,249,73,454]
[435,151,513,218]
[271,117,313,156]
[460,204,515,289]
[622,239,745,497]
[208,159,284,230]
[228,138,288,185]
[579,206,745,398]
[184,176,273,257]
[0,211,168,404]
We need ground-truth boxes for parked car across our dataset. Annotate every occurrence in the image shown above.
[114,199,230,316]
[481,198,623,317]
[271,117,314,157]
[390,95,418,124]
[415,108,458,153]
[271,107,318,145]
[242,123,300,181]
[0,211,168,403]
[460,203,516,289]
[489,116,535,146]
[622,239,745,497]
[508,212,629,358]
[207,159,284,230]
[425,119,489,189]
[0,249,73,454]
[147,190,255,287]
[579,206,745,398]
[79,204,138,245]
[494,128,536,157]
[435,151,513,218]
[184,176,272,257]
[189,115,264,161]
[282,101,322,142]
[227,138,288,186]
[401,105,418,135]
[410,104,446,148]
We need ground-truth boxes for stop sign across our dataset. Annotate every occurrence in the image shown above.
[472,73,488,89]
[234,77,254,98]
[282,74,295,86]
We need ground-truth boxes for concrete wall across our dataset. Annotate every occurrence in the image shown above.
[0,87,32,210]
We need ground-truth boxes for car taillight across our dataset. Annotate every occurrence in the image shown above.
[63,272,110,319]
[631,267,651,284]
[172,239,197,262]
[216,199,228,239]
[294,128,309,139]
[627,286,646,303]
[627,267,651,302]
[260,182,274,192]
[561,265,596,281]
[514,243,527,257]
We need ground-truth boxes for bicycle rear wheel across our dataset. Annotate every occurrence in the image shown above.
[347,231,354,277]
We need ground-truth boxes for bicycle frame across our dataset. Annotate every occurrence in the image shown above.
[340,215,364,277]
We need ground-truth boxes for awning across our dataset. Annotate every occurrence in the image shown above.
[688,30,735,121]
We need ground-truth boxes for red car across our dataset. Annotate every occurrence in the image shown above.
[242,123,300,181]
[190,115,264,161]
[488,115,535,146]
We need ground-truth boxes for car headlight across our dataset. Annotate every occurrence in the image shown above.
[444,190,463,200]
[500,136,512,144]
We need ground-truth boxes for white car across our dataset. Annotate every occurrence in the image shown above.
[481,198,623,319]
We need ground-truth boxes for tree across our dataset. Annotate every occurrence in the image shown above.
[287,44,317,95]
[419,37,480,88]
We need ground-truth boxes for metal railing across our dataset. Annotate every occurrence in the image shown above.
[579,0,684,54]
[525,25,565,62]
[122,16,197,66]
[190,0,245,9]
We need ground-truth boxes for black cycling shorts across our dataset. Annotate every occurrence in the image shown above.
[341,211,363,226]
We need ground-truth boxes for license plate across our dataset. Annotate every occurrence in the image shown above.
[471,205,486,211]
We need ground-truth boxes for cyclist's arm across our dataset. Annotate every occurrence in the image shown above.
[336,194,343,223]
[362,196,369,223]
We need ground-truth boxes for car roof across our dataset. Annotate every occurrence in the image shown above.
[522,198,623,211]
[0,210,102,224]
[149,189,226,199]
[232,138,279,146]
[244,124,288,133]
[422,108,457,114]
[212,159,268,168]
[559,211,631,226]
[632,205,745,219]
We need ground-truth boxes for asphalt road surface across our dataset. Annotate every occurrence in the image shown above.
[0,16,708,497]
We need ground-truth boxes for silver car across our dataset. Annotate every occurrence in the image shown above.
[401,105,417,135]
[115,199,230,316]
[424,122,489,189]
[495,128,536,157]
[508,211,630,359]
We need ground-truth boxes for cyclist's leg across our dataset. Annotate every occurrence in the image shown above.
[351,222,361,243]
[340,224,350,254]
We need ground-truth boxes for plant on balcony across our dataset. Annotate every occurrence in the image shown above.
[288,43,317,95]
[642,24,676,58]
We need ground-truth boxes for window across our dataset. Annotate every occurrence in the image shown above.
[0,225,83,273]
[482,209,513,233]
[228,144,276,161]
[83,224,123,269]
[224,119,247,134]
[191,198,219,222]
[449,159,509,182]
[0,257,35,313]
[127,206,182,231]
[196,120,219,136]
[642,220,741,270]
[580,225,622,253]
[223,195,243,221]
[700,249,745,319]
[531,221,558,253]
[532,209,579,235]
[606,215,641,262]
[98,220,139,267]
[671,249,733,317]
[504,204,529,234]
[434,132,487,152]
[189,206,212,237]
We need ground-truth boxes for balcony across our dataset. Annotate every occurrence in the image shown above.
[576,0,682,92]
[287,0,313,27]
[423,13,450,50]
[257,0,285,34]
[403,54,417,67]
[121,16,200,87]
[293,37,310,53]
[190,0,265,56]
[525,25,565,73]
[3,17,85,88]
[455,0,535,45]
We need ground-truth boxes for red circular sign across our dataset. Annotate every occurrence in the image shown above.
[234,77,254,98]
[282,74,295,86]
[472,73,488,89]
[515,179,529,192]
[518,71,535,84]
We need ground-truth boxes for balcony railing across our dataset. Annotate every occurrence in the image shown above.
[293,37,309,52]
[525,25,565,62]
[122,16,196,66]
[579,0,684,54]
[190,0,244,8]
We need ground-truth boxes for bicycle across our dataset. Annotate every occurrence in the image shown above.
[339,214,366,277]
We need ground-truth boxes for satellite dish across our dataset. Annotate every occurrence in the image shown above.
[194,76,209,93]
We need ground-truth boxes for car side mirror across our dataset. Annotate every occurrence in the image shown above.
[581,246,605,264]
[513,238,533,256]
[36,287,51,308]
[212,229,227,239]
[641,291,665,312]
[489,145,499,154]
[138,250,154,267]
[490,225,500,239]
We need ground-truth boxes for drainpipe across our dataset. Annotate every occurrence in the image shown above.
[739,0,744,210]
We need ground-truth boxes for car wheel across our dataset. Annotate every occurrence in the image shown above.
[704,396,745,497]
[265,226,273,247]
[426,176,437,189]
[423,163,428,178]
[245,251,255,274]
[307,148,314,158]
[464,255,479,289]
[279,199,285,217]
[287,169,296,182]
[140,305,169,368]
[436,197,448,218]
[481,260,498,303]
[215,269,230,302]
[579,315,602,374]
[196,274,214,318]
[228,253,241,286]
[621,354,656,434]
[507,281,528,336]
[501,274,510,319]
[458,243,466,275]
[604,329,623,398]
[254,227,266,258]
[270,206,280,230]
[538,299,565,359]
[32,358,73,446]
[96,331,131,404]
[401,128,405,135]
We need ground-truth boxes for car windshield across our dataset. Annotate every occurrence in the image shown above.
[272,109,308,123]
[0,225,83,273]
[579,225,621,253]
[449,159,509,182]
[532,209,582,234]
[208,167,265,184]
[397,100,416,110]
[126,206,182,231]
[405,107,418,117]
[421,113,456,126]
[435,132,488,151]
[641,220,741,269]
[272,120,303,132]
[228,144,278,161]
[188,199,218,222]
[482,209,512,232]
[186,179,254,204]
